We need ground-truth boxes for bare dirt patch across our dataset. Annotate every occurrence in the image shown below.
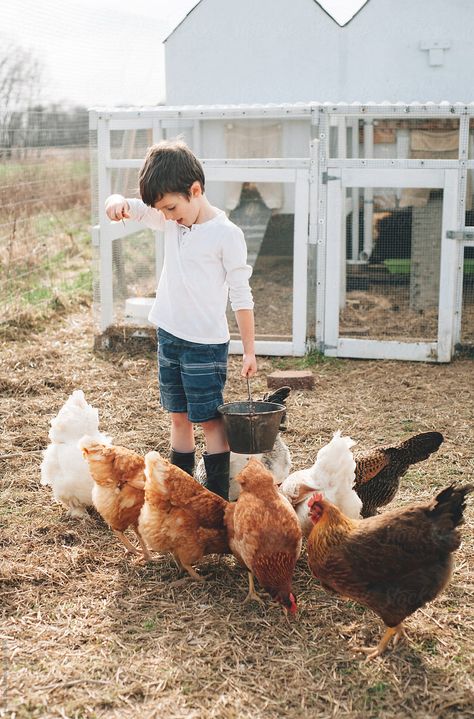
[1,307,473,718]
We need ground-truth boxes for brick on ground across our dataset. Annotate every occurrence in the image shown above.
[267,370,314,391]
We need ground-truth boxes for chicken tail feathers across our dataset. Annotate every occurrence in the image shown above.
[144,451,169,494]
[396,431,444,463]
[263,386,291,406]
[262,386,291,431]
[431,483,473,529]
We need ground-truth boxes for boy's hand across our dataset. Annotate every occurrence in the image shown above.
[105,194,130,222]
[241,353,257,378]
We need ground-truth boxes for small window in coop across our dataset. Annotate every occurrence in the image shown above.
[110,129,152,160]
[334,117,460,165]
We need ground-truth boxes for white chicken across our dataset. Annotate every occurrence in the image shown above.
[195,387,292,501]
[40,390,112,517]
[279,431,362,537]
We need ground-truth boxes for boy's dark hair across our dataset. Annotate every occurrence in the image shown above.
[139,140,205,206]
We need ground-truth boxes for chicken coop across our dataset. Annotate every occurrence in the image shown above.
[89,101,474,361]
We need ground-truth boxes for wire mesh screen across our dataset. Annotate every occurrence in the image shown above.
[460,247,474,347]
[223,182,294,343]
[111,230,158,323]
[461,150,474,347]
[342,187,443,342]
[1,109,90,325]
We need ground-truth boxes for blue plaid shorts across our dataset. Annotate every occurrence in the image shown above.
[157,328,229,423]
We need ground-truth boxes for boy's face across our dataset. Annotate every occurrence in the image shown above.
[153,182,202,227]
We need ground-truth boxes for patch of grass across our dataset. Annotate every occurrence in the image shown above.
[1,208,92,330]
[271,348,343,371]
[367,681,389,698]
[421,637,439,655]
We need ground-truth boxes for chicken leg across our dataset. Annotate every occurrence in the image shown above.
[353,623,407,659]
[173,555,206,582]
[132,527,152,562]
[244,572,265,606]
[113,529,142,557]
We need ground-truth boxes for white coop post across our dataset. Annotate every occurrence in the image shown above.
[308,138,320,348]
[324,169,343,353]
[452,114,471,346]
[96,115,114,331]
[152,119,165,284]
[362,119,374,260]
[350,119,360,261]
[192,119,202,155]
[396,128,410,203]
[336,116,348,309]
[437,169,460,362]
[292,168,310,355]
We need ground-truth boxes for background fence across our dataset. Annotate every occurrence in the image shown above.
[0,108,91,331]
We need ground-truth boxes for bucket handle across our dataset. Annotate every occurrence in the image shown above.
[246,376,255,415]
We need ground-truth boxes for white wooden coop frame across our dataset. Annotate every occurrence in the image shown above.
[90,102,474,362]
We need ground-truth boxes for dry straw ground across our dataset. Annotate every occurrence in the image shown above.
[1,306,473,719]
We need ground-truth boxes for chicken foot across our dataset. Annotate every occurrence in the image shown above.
[173,555,207,582]
[131,527,152,562]
[243,572,265,606]
[113,529,142,557]
[352,622,407,659]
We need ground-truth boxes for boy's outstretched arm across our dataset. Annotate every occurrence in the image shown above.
[235,309,257,378]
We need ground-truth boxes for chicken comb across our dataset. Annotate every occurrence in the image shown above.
[308,492,324,508]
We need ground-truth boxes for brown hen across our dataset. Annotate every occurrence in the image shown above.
[139,451,229,581]
[79,436,150,560]
[225,457,302,614]
[354,431,444,517]
[307,484,472,658]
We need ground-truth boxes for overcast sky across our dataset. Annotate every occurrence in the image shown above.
[1,0,199,107]
[1,0,364,108]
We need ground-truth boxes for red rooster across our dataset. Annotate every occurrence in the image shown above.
[307,484,472,657]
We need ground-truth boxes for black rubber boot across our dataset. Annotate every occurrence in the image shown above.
[170,449,195,477]
[203,451,230,500]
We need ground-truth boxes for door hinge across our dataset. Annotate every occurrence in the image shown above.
[447,230,474,241]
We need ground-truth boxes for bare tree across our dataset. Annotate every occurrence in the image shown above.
[0,40,43,157]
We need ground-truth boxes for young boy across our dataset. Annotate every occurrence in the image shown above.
[105,140,257,500]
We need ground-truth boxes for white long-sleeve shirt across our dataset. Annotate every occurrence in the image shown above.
[127,198,254,344]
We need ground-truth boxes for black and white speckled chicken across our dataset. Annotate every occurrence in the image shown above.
[195,387,292,501]
[354,431,444,517]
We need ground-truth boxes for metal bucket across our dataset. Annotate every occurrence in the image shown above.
[217,400,285,454]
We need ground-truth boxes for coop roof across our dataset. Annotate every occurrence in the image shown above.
[163,0,370,42]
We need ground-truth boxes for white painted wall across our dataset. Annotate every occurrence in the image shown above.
[165,0,474,105]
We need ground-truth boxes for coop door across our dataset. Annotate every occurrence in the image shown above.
[324,168,459,362]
